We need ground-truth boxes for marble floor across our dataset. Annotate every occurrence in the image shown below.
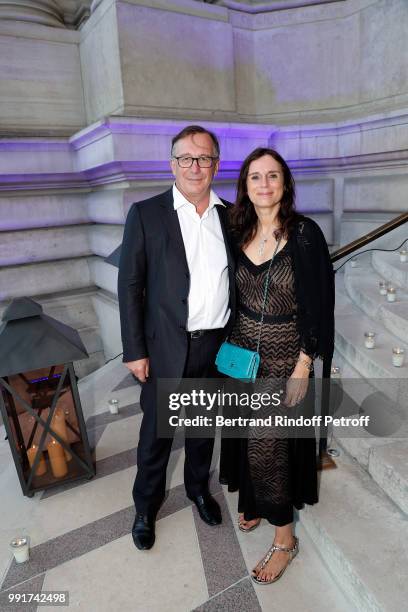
[0,360,353,612]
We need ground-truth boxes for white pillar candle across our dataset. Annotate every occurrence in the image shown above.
[379,281,387,295]
[400,250,407,263]
[387,287,396,302]
[10,537,29,563]
[108,398,119,414]
[364,332,376,349]
[392,348,405,367]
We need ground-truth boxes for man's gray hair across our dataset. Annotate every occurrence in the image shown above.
[171,125,220,157]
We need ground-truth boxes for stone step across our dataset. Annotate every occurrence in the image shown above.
[344,264,408,344]
[0,223,123,267]
[372,250,408,289]
[367,440,408,516]
[331,348,398,469]
[0,258,94,301]
[88,224,123,258]
[92,290,122,361]
[74,351,105,379]
[0,193,89,231]
[0,225,93,266]
[300,452,408,612]
[335,309,408,380]
[335,429,408,517]
[333,286,408,517]
[88,256,118,296]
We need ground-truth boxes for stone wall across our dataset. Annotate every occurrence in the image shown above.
[80,0,408,124]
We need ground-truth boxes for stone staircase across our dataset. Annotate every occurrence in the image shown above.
[300,246,408,611]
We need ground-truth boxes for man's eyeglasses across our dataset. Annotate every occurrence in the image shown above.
[172,155,219,168]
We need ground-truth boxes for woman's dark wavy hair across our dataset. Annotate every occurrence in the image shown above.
[229,148,297,247]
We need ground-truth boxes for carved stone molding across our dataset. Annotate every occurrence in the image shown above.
[201,0,343,10]
[0,0,92,28]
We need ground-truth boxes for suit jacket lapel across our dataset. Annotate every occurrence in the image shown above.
[216,204,235,274]
[216,204,236,312]
[160,188,189,273]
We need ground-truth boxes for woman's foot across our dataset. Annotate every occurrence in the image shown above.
[252,536,298,583]
[238,513,261,532]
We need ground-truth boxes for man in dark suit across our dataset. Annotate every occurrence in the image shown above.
[118,125,235,550]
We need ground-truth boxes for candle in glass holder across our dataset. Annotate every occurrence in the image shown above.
[400,250,407,263]
[51,409,71,461]
[10,536,30,563]
[364,332,376,349]
[27,445,47,476]
[108,398,119,415]
[331,366,341,378]
[379,281,388,296]
[47,440,68,478]
[392,347,405,367]
[387,287,396,302]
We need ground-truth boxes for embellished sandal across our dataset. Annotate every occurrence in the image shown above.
[238,514,261,533]
[251,536,299,584]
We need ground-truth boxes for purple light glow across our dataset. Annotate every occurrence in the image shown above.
[29,374,61,384]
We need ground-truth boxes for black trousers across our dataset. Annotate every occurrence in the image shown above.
[132,328,224,518]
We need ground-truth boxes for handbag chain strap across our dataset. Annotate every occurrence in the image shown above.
[255,236,282,354]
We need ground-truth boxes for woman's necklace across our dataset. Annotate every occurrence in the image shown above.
[258,225,281,258]
[258,232,269,258]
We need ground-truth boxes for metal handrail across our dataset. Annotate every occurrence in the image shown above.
[330,212,408,264]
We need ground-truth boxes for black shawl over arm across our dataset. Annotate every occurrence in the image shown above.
[290,215,335,459]
[290,215,335,368]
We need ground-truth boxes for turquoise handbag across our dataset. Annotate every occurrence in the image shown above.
[215,237,281,383]
[215,342,260,383]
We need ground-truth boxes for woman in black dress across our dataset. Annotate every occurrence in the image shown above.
[220,148,334,584]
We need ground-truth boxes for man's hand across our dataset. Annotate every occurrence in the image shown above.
[125,358,150,383]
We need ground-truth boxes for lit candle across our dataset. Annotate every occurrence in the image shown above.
[108,398,119,415]
[331,366,341,378]
[387,287,396,302]
[364,332,376,349]
[27,445,47,477]
[392,348,405,367]
[51,409,71,461]
[10,536,29,563]
[47,440,68,478]
[350,259,357,268]
[400,250,407,263]
[379,281,388,296]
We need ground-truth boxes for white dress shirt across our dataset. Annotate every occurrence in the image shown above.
[173,184,230,331]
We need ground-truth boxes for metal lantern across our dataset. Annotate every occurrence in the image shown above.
[0,298,95,497]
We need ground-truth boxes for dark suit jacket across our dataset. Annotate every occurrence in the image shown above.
[117,188,236,379]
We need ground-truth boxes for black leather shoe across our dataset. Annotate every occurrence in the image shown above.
[132,513,155,550]
[188,493,222,526]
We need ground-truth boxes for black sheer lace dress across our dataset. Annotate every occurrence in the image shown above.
[220,240,318,526]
